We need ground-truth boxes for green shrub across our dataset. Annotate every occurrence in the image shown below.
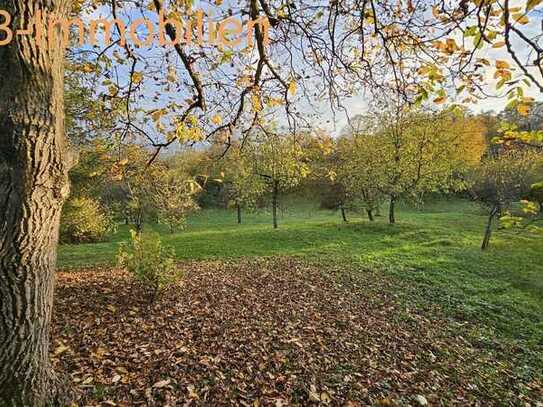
[60,197,115,243]
[117,231,180,302]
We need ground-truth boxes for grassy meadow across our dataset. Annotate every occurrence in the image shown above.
[59,198,543,348]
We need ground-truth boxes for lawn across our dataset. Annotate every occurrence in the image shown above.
[59,198,543,344]
[55,198,543,404]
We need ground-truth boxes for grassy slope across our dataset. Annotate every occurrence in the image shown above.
[58,198,543,347]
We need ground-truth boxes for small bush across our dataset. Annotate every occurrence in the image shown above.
[117,231,180,302]
[60,197,115,243]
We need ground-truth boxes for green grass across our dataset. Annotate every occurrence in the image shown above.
[59,198,543,347]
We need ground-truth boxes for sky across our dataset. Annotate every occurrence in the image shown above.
[78,1,543,140]
[318,3,543,136]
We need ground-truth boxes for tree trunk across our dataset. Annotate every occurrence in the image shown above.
[272,180,279,229]
[367,209,374,222]
[0,1,74,405]
[237,202,242,224]
[389,195,396,224]
[481,205,499,251]
[135,209,144,234]
[340,204,348,223]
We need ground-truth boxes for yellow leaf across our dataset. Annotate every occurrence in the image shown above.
[492,41,506,48]
[108,85,117,97]
[166,10,181,20]
[496,60,510,69]
[477,58,491,66]
[82,377,93,385]
[433,96,446,104]
[211,114,222,125]
[517,103,531,116]
[527,0,543,11]
[54,344,69,356]
[166,66,177,83]
[512,13,529,24]
[132,72,143,84]
[417,66,429,75]
[445,38,458,53]
[288,80,297,96]
[82,64,94,73]
[266,97,284,107]
[151,110,165,122]
[251,93,262,112]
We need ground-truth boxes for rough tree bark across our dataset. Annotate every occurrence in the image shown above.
[272,180,279,229]
[0,0,74,405]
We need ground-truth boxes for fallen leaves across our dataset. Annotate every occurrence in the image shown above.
[54,342,70,356]
[152,379,170,389]
[415,394,428,406]
[51,259,543,405]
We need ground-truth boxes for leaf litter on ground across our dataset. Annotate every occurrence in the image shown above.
[52,258,542,406]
